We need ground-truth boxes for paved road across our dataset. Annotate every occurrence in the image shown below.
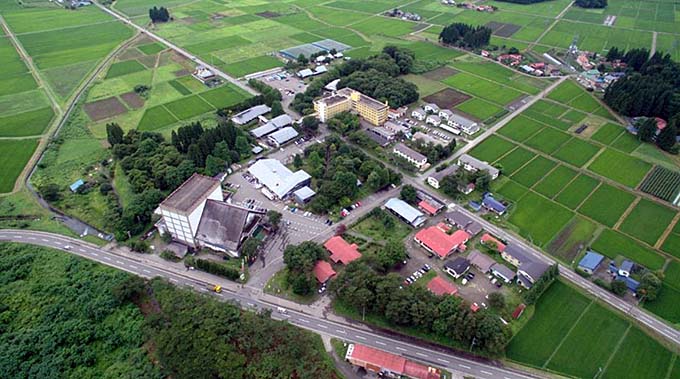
[95,2,257,96]
[0,229,541,379]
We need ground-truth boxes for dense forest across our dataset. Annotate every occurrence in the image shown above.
[0,244,340,379]
[574,0,607,8]
[439,23,492,49]
[291,45,419,114]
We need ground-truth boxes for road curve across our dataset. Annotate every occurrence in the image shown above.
[0,230,542,379]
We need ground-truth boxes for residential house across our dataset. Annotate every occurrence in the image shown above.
[577,251,604,274]
[388,106,407,120]
[426,114,441,126]
[393,143,428,170]
[443,257,471,278]
[517,260,550,289]
[411,108,426,121]
[490,263,515,283]
[618,260,634,277]
[445,209,482,236]
[467,250,495,273]
[439,109,454,120]
[482,194,507,215]
[423,103,440,114]
[427,276,458,296]
[414,223,470,259]
[458,154,499,179]
[447,113,480,135]
[345,344,441,379]
[313,260,336,284]
[385,198,427,227]
[324,235,362,265]
[480,233,506,252]
[192,65,215,83]
[418,199,441,216]
[427,164,459,189]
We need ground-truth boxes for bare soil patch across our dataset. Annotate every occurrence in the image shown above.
[121,92,145,109]
[168,51,190,67]
[174,69,190,77]
[422,66,458,81]
[84,97,128,121]
[179,16,197,25]
[423,88,471,109]
[486,22,521,38]
[256,11,281,18]
[137,55,157,69]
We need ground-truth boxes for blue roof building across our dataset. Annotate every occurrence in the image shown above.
[615,275,640,292]
[482,194,506,215]
[69,179,85,193]
[619,260,634,277]
[578,251,604,274]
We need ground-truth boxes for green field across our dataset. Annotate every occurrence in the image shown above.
[578,183,635,227]
[555,174,599,209]
[455,98,504,121]
[0,139,39,193]
[588,149,652,188]
[164,95,214,120]
[137,105,178,131]
[525,127,571,155]
[547,216,598,261]
[105,59,146,79]
[198,84,249,109]
[468,135,516,162]
[619,199,677,246]
[449,60,546,95]
[494,147,536,175]
[498,116,545,142]
[534,165,578,198]
[443,72,523,106]
[496,179,529,202]
[511,156,557,188]
[552,138,601,167]
[509,192,573,246]
[0,107,54,137]
[592,229,665,270]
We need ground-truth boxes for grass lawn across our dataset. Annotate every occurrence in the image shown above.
[497,116,544,142]
[137,105,178,131]
[264,269,317,304]
[591,229,665,270]
[163,95,214,120]
[619,199,677,246]
[547,216,598,262]
[524,127,571,155]
[588,149,652,188]
[468,135,516,162]
[223,55,284,78]
[0,139,39,193]
[506,281,591,367]
[494,147,536,175]
[552,138,601,168]
[509,192,574,246]
[578,183,636,227]
[0,107,54,137]
[534,165,578,198]
[601,328,674,379]
[351,211,411,242]
[198,84,249,109]
[105,60,146,79]
[511,156,557,188]
[495,179,529,203]
[546,304,629,378]
[555,174,599,209]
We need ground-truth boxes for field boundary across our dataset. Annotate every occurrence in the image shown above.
[542,300,593,368]
[599,324,632,375]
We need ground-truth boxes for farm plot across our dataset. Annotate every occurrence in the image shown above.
[587,149,651,188]
[0,139,39,193]
[511,156,557,188]
[442,72,523,106]
[591,122,625,145]
[422,88,470,109]
[547,80,583,104]
[83,97,128,122]
[639,166,680,203]
[137,105,178,131]
[591,229,665,270]
[163,95,213,120]
[644,284,680,325]
[609,132,641,153]
[538,21,653,55]
[468,135,516,162]
[601,328,674,379]
[455,98,504,121]
[497,115,544,142]
[578,183,635,227]
[449,60,546,95]
[555,174,600,209]
[662,232,680,259]
[351,16,415,37]
[552,138,601,167]
[547,216,598,262]
[495,179,529,202]
[494,147,536,175]
[524,127,571,155]
[509,192,574,246]
[120,92,144,109]
[198,84,249,109]
[619,199,677,246]
[137,42,165,55]
[222,55,284,78]
[534,165,578,198]
[0,107,54,137]
[105,60,146,79]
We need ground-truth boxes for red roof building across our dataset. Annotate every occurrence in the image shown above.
[427,276,458,296]
[313,260,336,283]
[418,200,439,216]
[481,233,506,252]
[655,117,668,130]
[470,303,480,312]
[414,223,470,259]
[324,236,362,265]
[512,303,527,319]
[345,344,441,379]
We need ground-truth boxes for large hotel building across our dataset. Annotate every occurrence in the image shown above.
[314,87,388,126]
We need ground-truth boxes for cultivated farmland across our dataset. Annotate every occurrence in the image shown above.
[0,139,39,193]
[640,166,680,204]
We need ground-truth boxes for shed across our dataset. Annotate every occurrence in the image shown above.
[293,186,316,204]
[69,179,85,192]
[619,260,634,277]
[578,251,604,274]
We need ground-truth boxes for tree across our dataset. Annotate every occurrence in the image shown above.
[636,117,658,142]
[611,279,628,296]
[637,272,662,301]
[283,242,325,295]
[267,210,282,231]
[488,292,506,310]
[149,6,170,23]
[240,238,260,260]
[473,171,492,192]
[204,155,225,176]
[39,183,61,202]
[373,240,407,272]
[656,122,678,153]
[297,54,308,65]
[106,123,124,146]
[235,136,250,158]
[301,116,319,136]
[270,101,284,117]
[400,185,418,205]
[574,0,607,8]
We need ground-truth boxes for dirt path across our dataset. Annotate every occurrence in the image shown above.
[528,0,575,50]
[650,31,658,57]
[656,211,680,249]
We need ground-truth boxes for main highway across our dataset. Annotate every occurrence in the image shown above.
[0,229,538,379]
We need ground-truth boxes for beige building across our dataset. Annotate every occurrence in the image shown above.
[314,88,388,126]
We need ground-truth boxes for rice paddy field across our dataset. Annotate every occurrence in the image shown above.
[507,281,678,379]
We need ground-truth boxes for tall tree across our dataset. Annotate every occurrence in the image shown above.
[106,123,124,146]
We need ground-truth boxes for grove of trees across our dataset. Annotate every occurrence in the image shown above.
[575,0,607,8]
[283,241,327,295]
[148,6,170,23]
[439,23,492,49]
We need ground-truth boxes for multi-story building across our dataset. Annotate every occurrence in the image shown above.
[313,94,352,122]
[314,88,388,125]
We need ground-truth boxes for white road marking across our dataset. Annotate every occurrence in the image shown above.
[13,235,22,239]
[298,319,310,323]
[29,237,36,240]
[335,329,346,334]
[316,324,328,329]
[437,358,449,363]
[355,335,366,340]
[116,260,124,264]
[129,265,138,269]
[415,352,426,357]
[396,346,406,351]
[104,256,112,261]
[143,269,151,274]
[375,341,386,346]
[91,252,98,256]
[41,239,49,242]
[169,278,178,283]
[481,370,493,375]
[458,364,470,369]
[78,248,86,252]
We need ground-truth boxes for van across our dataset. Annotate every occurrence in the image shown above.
[277,307,287,314]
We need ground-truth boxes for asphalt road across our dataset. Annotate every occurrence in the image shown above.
[0,229,540,379]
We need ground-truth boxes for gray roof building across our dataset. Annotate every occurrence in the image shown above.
[294,186,316,204]
[491,263,515,282]
[427,164,459,189]
[231,104,271,125]
[251,114,293,138]
[445,209,482,236]
[384,198,426,227]
[248,159,311,199]
[195,200,265,256]
[444,257,470,278]
[447,112,477,129]
[393,143,427,168]
[467,250,495,273]
[267,126,299,147]
[158,173,221,214]
[458,154,499,179]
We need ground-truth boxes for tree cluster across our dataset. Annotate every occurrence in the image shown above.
[574,0,607,8]
[283,242,326,295]
[247,79,283,106]
[171,121,251,172]
[303,135,401,214]
[439,23,492,49]
[327,111,361,136]
[400,184,418,205]
[440,169,492,198]
[410,138,456,164]
[522,264,559,305]
[637,272,662,301]
[330,261,511,355]
[291,45,418,114]
[148,6,170,23]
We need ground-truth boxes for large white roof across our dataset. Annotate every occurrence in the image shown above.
[385,198,425,225]
[248,159,310,199]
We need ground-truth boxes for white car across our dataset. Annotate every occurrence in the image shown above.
[64,245,72,250]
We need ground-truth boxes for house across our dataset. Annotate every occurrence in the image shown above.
[501,244,532,267]
[267,126,299,147]
[154,174,264,256]
[324,235,362,265]
[393,143,428,170]
[459,182,475,195]
[578,251,604,274]
[313,260,336,284]
[576,54,593,70]
[427,164,459,189]
[517,261,550,289]
[618,260,634,277]
[368,125,398,142]
[480,233,506,252]
[248,159,311,200]
[445,209,482,236]
[443,257,471,278]
[293,186,316,204]
[439,109,454,120]
[423,103,440,114]
[458,154,499,179]
[490,263,515,283]
[482,194,507,215]
[411,108,426,121]
[615,275,640,293]
[192,65,216,83]
[427,276,458,296]
[414,223,470,259]
[231,104,271,125]
[384,120,410,135]
[418,199,440,216]
[314,65,328,75]
[447,113,479,135]
[388,106,407,119]
[384,198,427,227]
[426,115,441,126]
[345,344,441,379]
[467,250,495,273]
[69,179,85,192]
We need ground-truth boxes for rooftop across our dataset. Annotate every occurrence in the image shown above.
[324,236,362,265]
[394,143,427,163]
[248,159,310,199]
[444,256,471,274]
[293,186,316,201]
[195,200,264,252]
[385,198,426,226]
[430,164,459,182]
[427,276,458,296]
[448,112,476,127]
[268,126,299,145]
[467,250,495,273]
[418,199,439,215]
[313,260,336,283]
[445,209,482,235]
[481,233,506,252]
[482,194,506,213]
[491,262,515,280]
[415,224,470,258]
[231,104,271,125]
[159,173,220,214]
[459,154,499,177]
[578,251,605,271]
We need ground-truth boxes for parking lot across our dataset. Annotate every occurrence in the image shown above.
[258,71,307,113]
